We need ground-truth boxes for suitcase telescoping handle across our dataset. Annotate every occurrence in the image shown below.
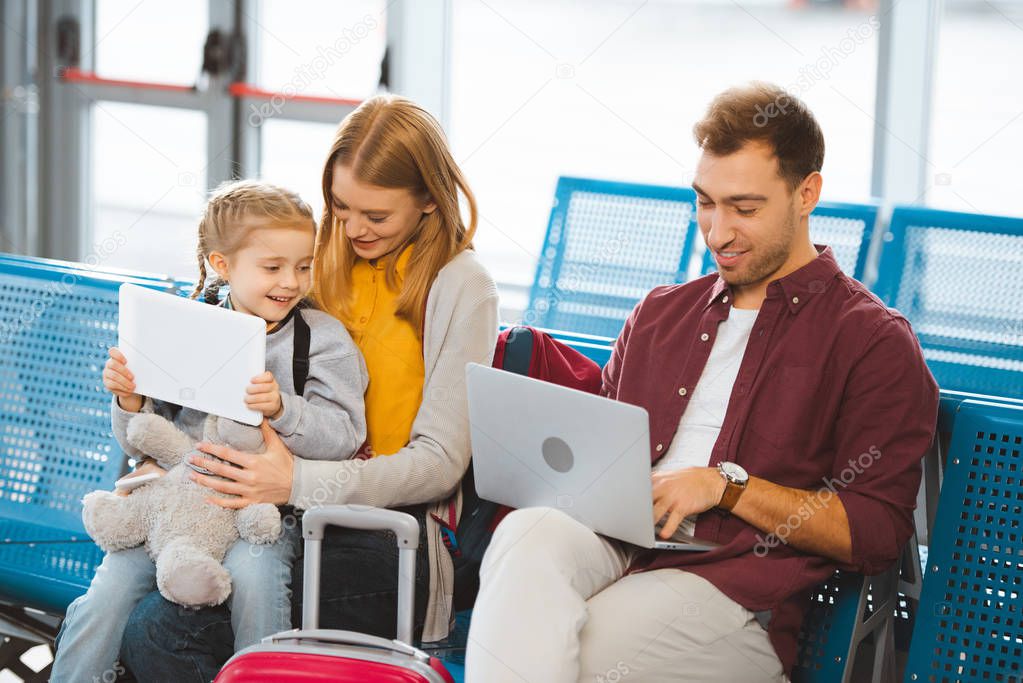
[301,505,420,645]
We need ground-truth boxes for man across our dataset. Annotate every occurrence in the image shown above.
[466,82,938,681]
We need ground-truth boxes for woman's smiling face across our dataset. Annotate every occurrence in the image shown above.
[330,163,436,260]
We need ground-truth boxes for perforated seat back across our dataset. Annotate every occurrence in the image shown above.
[875,207,1023,399]
[0,261,173,531]
[526,177,699,339]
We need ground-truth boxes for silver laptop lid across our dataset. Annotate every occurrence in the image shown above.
[466,362,662,548]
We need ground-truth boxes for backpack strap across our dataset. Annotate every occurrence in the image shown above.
[292,306,311,396]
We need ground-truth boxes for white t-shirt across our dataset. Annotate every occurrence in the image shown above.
[654,306,758,535]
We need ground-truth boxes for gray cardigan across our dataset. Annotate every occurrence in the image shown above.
[289,249,499,641]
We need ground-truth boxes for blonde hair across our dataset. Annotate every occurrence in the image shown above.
[190,180,316,302]
[312,95,477,334]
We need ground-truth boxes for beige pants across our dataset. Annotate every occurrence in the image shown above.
[466,507,786,683]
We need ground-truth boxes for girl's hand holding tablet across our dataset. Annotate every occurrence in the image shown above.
[104,346,143,413]
[103,346,168,493]
[246,370,284,419]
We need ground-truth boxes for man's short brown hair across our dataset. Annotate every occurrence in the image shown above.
[693,82,825,189]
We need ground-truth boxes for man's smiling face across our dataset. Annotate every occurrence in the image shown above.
[693,140,808,294]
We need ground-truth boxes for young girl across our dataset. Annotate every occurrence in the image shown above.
[51,180,368,683]
[119,95,500,681]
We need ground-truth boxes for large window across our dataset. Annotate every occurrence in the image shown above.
[253,1,387,223]
[255,0,386,101]
[94,0,207,84]
[928,0,1023,218]
[88,1,212,277]
[72,0,386,281]
[92,103,207,277]
[14,0,1020,302]
[449,0,881,291]
[258,119,339,221]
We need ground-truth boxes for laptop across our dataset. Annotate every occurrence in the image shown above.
[465,363,719,552]
[118,283,266,426]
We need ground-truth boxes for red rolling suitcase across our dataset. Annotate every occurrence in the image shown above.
[215,505,455,682]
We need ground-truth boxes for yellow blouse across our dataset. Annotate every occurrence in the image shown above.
[342,245,425,456]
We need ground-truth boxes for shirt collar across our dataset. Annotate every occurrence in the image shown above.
[703,244,842,314]
[222,292,297,335]
[266,305,298,336]
[369,243,414,273]
[704,277,730,310]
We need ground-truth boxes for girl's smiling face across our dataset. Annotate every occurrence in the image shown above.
[209,226,314,323]
[330,163,436,260]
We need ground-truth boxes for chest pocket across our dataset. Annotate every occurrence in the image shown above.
[746,365,821,449]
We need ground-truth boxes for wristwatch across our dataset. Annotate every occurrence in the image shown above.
[717,461,749,512]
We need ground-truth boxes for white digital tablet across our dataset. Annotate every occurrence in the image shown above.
[118,283,266,425]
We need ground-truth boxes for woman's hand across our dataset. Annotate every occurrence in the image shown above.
[246,371,283,419]
[187,420,295,508]
[104,347,143,413]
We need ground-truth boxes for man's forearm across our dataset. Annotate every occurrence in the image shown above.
[730,475,852,563]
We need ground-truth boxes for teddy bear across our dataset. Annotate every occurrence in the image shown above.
[81,412,283,608]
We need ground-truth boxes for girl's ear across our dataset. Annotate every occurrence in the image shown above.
[208,251,230,280]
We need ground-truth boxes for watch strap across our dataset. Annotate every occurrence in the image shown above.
[719,480,744,511]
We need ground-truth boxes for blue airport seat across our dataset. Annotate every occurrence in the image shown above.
[700,199,879,280]
[0,524,104,615]
[902,400,1023,683]
[938,389,1023,436]
[793,565,901,683]
[0,256,176,616]
[896,391,1023,673]
[874,207,1023,399]
[806,201,879,281]
[524,177,700,339]
[0,253,173,283]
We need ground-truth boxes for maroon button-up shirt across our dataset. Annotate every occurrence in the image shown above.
[602,246,938,674]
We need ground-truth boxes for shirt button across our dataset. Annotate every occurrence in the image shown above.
[678,387,687,396]
[656,443,663,452]
[700,333,710,342]
[792,296,799,304]
[359,316,368,323]
[722,296,729,303]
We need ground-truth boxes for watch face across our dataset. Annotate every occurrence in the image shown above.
[721,461,749,482]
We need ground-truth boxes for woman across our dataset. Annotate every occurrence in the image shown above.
[118,95,499,681]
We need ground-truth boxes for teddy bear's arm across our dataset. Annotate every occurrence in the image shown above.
[111,395,183,459]
[82,489,150,553]
[126,413,197,468]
